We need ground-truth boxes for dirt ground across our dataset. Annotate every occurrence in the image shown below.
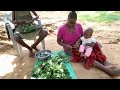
[0,11,120,79]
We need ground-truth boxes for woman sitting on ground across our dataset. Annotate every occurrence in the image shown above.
[57,11,120,77]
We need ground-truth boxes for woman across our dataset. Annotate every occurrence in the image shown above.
[12,11,48,57]
[57,11,120,77]
[57,11,83,56]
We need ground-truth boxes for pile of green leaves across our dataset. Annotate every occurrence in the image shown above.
[21,24,35,34]
[31,55,71,79]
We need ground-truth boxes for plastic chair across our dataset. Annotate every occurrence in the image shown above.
[3,12,45,59]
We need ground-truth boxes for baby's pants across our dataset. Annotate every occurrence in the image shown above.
[79,45,93,57]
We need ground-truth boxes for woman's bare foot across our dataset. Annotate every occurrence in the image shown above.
[104,61,118,69]
[31,45,40,52]
[105,64,118,69]
[110,69,120,77]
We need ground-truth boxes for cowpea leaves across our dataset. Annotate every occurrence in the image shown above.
[31,55,71,79]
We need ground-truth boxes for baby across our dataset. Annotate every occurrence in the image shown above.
[79,27,96,59]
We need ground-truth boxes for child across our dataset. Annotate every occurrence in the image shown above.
[79,27,96,59]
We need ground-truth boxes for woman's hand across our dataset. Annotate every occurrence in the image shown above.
[72,38,81,49]
[65,44,72,50]
[73,42,80,49]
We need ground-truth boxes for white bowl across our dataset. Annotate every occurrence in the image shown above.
[35,50,52,61]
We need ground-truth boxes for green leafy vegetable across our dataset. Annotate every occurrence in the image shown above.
[31,55,71,79]
[21,24,36,34]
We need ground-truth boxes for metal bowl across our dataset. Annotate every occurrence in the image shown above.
[35,50,52,61]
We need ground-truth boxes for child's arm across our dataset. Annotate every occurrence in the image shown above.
[73,37,83,48]
[85,43,95,47]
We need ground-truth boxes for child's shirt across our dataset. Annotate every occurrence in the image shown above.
[81,36,96,45]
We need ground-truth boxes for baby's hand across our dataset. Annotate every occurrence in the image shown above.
[80,53,84,57]
[80,53,87,59]
[85,43,93,47]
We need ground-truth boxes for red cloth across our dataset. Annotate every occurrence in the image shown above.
[72,48,83,63]
[72,42,107,69]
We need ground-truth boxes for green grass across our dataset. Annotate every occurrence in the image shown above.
[77,11,120,23]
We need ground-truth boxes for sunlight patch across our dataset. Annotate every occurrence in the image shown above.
[0,54,17,76]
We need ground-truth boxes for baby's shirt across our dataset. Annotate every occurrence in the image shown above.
[81,36,96,45]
